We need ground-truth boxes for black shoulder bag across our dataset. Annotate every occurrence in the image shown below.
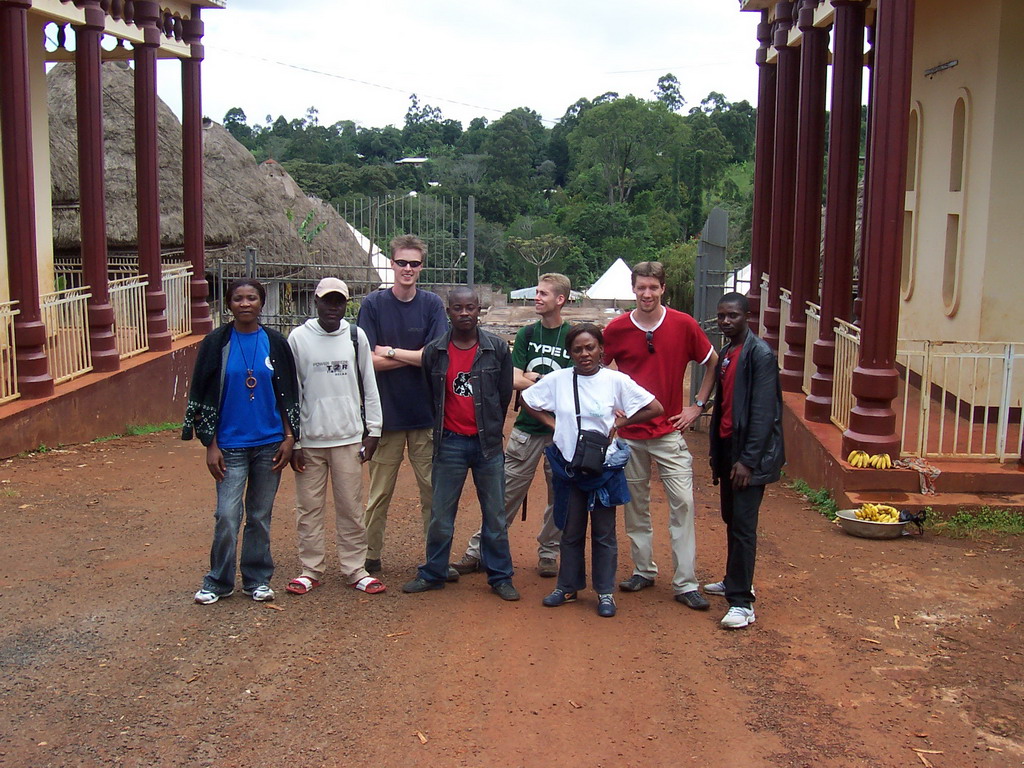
[569,370,610,476]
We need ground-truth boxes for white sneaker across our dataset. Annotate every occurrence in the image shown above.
[721,606,756,629]
[704,581,756,597]
[194,589,221,605]
[247,585,275,602]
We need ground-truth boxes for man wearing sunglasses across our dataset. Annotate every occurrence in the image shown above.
[357,234,449,575]
[602,261,718,610]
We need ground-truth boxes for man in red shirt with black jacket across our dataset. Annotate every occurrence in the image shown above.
[708,292,785,629]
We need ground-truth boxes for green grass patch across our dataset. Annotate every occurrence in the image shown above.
[788,479,838,520]
[93,422,179,443]
[1,488,20,498]
[929,506,1024,538]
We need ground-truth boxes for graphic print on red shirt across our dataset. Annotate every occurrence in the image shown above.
[602,307,714,440]
[443,342,478,435]
[718,341,744,438]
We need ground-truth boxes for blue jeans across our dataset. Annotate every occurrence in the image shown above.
[558,483,617,594]
[202,442,282,594]
[419,431,513,586]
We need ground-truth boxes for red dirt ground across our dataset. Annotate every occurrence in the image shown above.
[1,424,1022,768]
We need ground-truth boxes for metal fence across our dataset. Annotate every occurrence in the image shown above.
[40,287,92,384]
[778,288,792,368]
[758,273,769,336]
[830,318,860,431]
[163,265,193,340]
[803,302,820,395]
[897,340,1023,460]
[0,300,19,404]
[109,275,149,359]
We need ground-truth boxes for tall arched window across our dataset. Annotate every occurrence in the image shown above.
[902,103,923,298]
[943,91,969,315]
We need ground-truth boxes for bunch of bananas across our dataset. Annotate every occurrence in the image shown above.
[855,502,900,523]
[847,450,892,469]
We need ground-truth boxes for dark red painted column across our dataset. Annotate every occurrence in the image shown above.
[182,7,212,335]
[0,0,53,398]
[842,0,915,456]
[764,2,799,352]
[806,0,867,422]
[76,1,120,372]
[780,0,829,392]
[854,22,875,322]
[747,10,776,335]
[134,1,172,351]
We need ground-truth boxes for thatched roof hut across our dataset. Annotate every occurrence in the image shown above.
[47,61,378,290]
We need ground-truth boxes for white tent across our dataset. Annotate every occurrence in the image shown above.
[344,223,391,288]
[585,258,635,300]
[509,286,583,301]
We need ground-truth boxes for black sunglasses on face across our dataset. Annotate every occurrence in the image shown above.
[393,259,422,269]
[645,330,655,354]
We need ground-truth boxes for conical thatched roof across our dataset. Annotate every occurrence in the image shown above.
[47,61,378,289]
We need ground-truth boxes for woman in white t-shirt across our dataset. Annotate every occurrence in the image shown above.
[522,324,662,617]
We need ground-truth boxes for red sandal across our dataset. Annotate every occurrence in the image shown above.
[350,576,386,594]
[285,576,320,595]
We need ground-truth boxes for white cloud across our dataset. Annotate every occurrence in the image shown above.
[158,1,761,129]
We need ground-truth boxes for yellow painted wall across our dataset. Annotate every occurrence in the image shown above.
[980,2,1024,342]
[28,16,54,297]
[901,0,1002,343]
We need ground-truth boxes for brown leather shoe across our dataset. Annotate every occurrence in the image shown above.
[450,553,481,575]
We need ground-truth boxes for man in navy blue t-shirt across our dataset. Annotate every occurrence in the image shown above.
[357,234,448,573]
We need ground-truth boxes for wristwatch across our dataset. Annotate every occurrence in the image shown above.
[386,347,397,359]
[695,398,707,409]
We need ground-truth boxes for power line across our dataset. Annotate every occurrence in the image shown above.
[207,45,558,125]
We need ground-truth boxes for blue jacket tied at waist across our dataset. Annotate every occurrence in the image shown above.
[546,440,632,530]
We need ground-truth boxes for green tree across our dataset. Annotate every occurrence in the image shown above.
[507,234,571,282]
[654,73,685,112]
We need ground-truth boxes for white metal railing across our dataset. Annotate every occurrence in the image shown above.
[162,265,193,340]
[803,302,820,395]
[778,288,792,368]
[758,272,769,334]
[896,340,1023,461]
[109,275,150,359]
[40,287,93,384]
[1,300,20,404]
[830,319,861,430]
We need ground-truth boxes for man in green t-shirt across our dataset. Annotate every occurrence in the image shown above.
[451,273,573,577]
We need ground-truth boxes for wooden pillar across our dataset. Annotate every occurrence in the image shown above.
[842,0,914,456]
[182,6,212,334]
[0,0,53,398]
[780,0,829,392]
[764,2,799,352]
[854,21,875,323]
[134,1,172,351]
[76,1,119,371]
[748,10,776,335]
[806,0,867,422]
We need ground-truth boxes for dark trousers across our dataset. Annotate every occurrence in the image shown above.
[714,439,763,608]
[557,484,617,595]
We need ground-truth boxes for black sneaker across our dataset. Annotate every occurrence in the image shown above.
[492,581,521,601]
[618,574,655,592]
[365,558,382,573]
[401,577,444,593]
[675,590,710,610]
[597,593,617,617]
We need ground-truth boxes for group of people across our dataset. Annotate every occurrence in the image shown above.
[182,234,784,629]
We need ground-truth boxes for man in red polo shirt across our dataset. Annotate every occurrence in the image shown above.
[603,261,718,609]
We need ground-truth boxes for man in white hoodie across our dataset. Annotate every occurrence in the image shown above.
[286,278,385,595]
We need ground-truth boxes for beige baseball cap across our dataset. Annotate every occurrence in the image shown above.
[314,277,350,299]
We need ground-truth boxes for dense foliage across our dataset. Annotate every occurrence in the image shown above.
[222,75,756,301]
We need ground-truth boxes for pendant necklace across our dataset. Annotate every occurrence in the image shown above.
[233,329,259,401]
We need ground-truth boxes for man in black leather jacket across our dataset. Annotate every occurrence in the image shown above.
[403,287,520,601]
[708,292,785,629]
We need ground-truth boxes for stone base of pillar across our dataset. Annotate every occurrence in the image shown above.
[147,326,173,351]
[87,303,120,372]
[779,359,804,392]
[190,277,213,334]
[747,291,762,336]
[841,426,899,458]
[13,318,54,399]
[804,372,834,422]
[841,364,901,456]
[191,312,214,335]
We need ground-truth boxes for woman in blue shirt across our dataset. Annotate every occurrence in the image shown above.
[184,279,300,604]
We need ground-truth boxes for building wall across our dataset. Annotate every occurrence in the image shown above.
[28,15,54,297]
[901,0,1003,343]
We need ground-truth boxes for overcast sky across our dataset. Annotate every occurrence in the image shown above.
[156,1,762,130]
